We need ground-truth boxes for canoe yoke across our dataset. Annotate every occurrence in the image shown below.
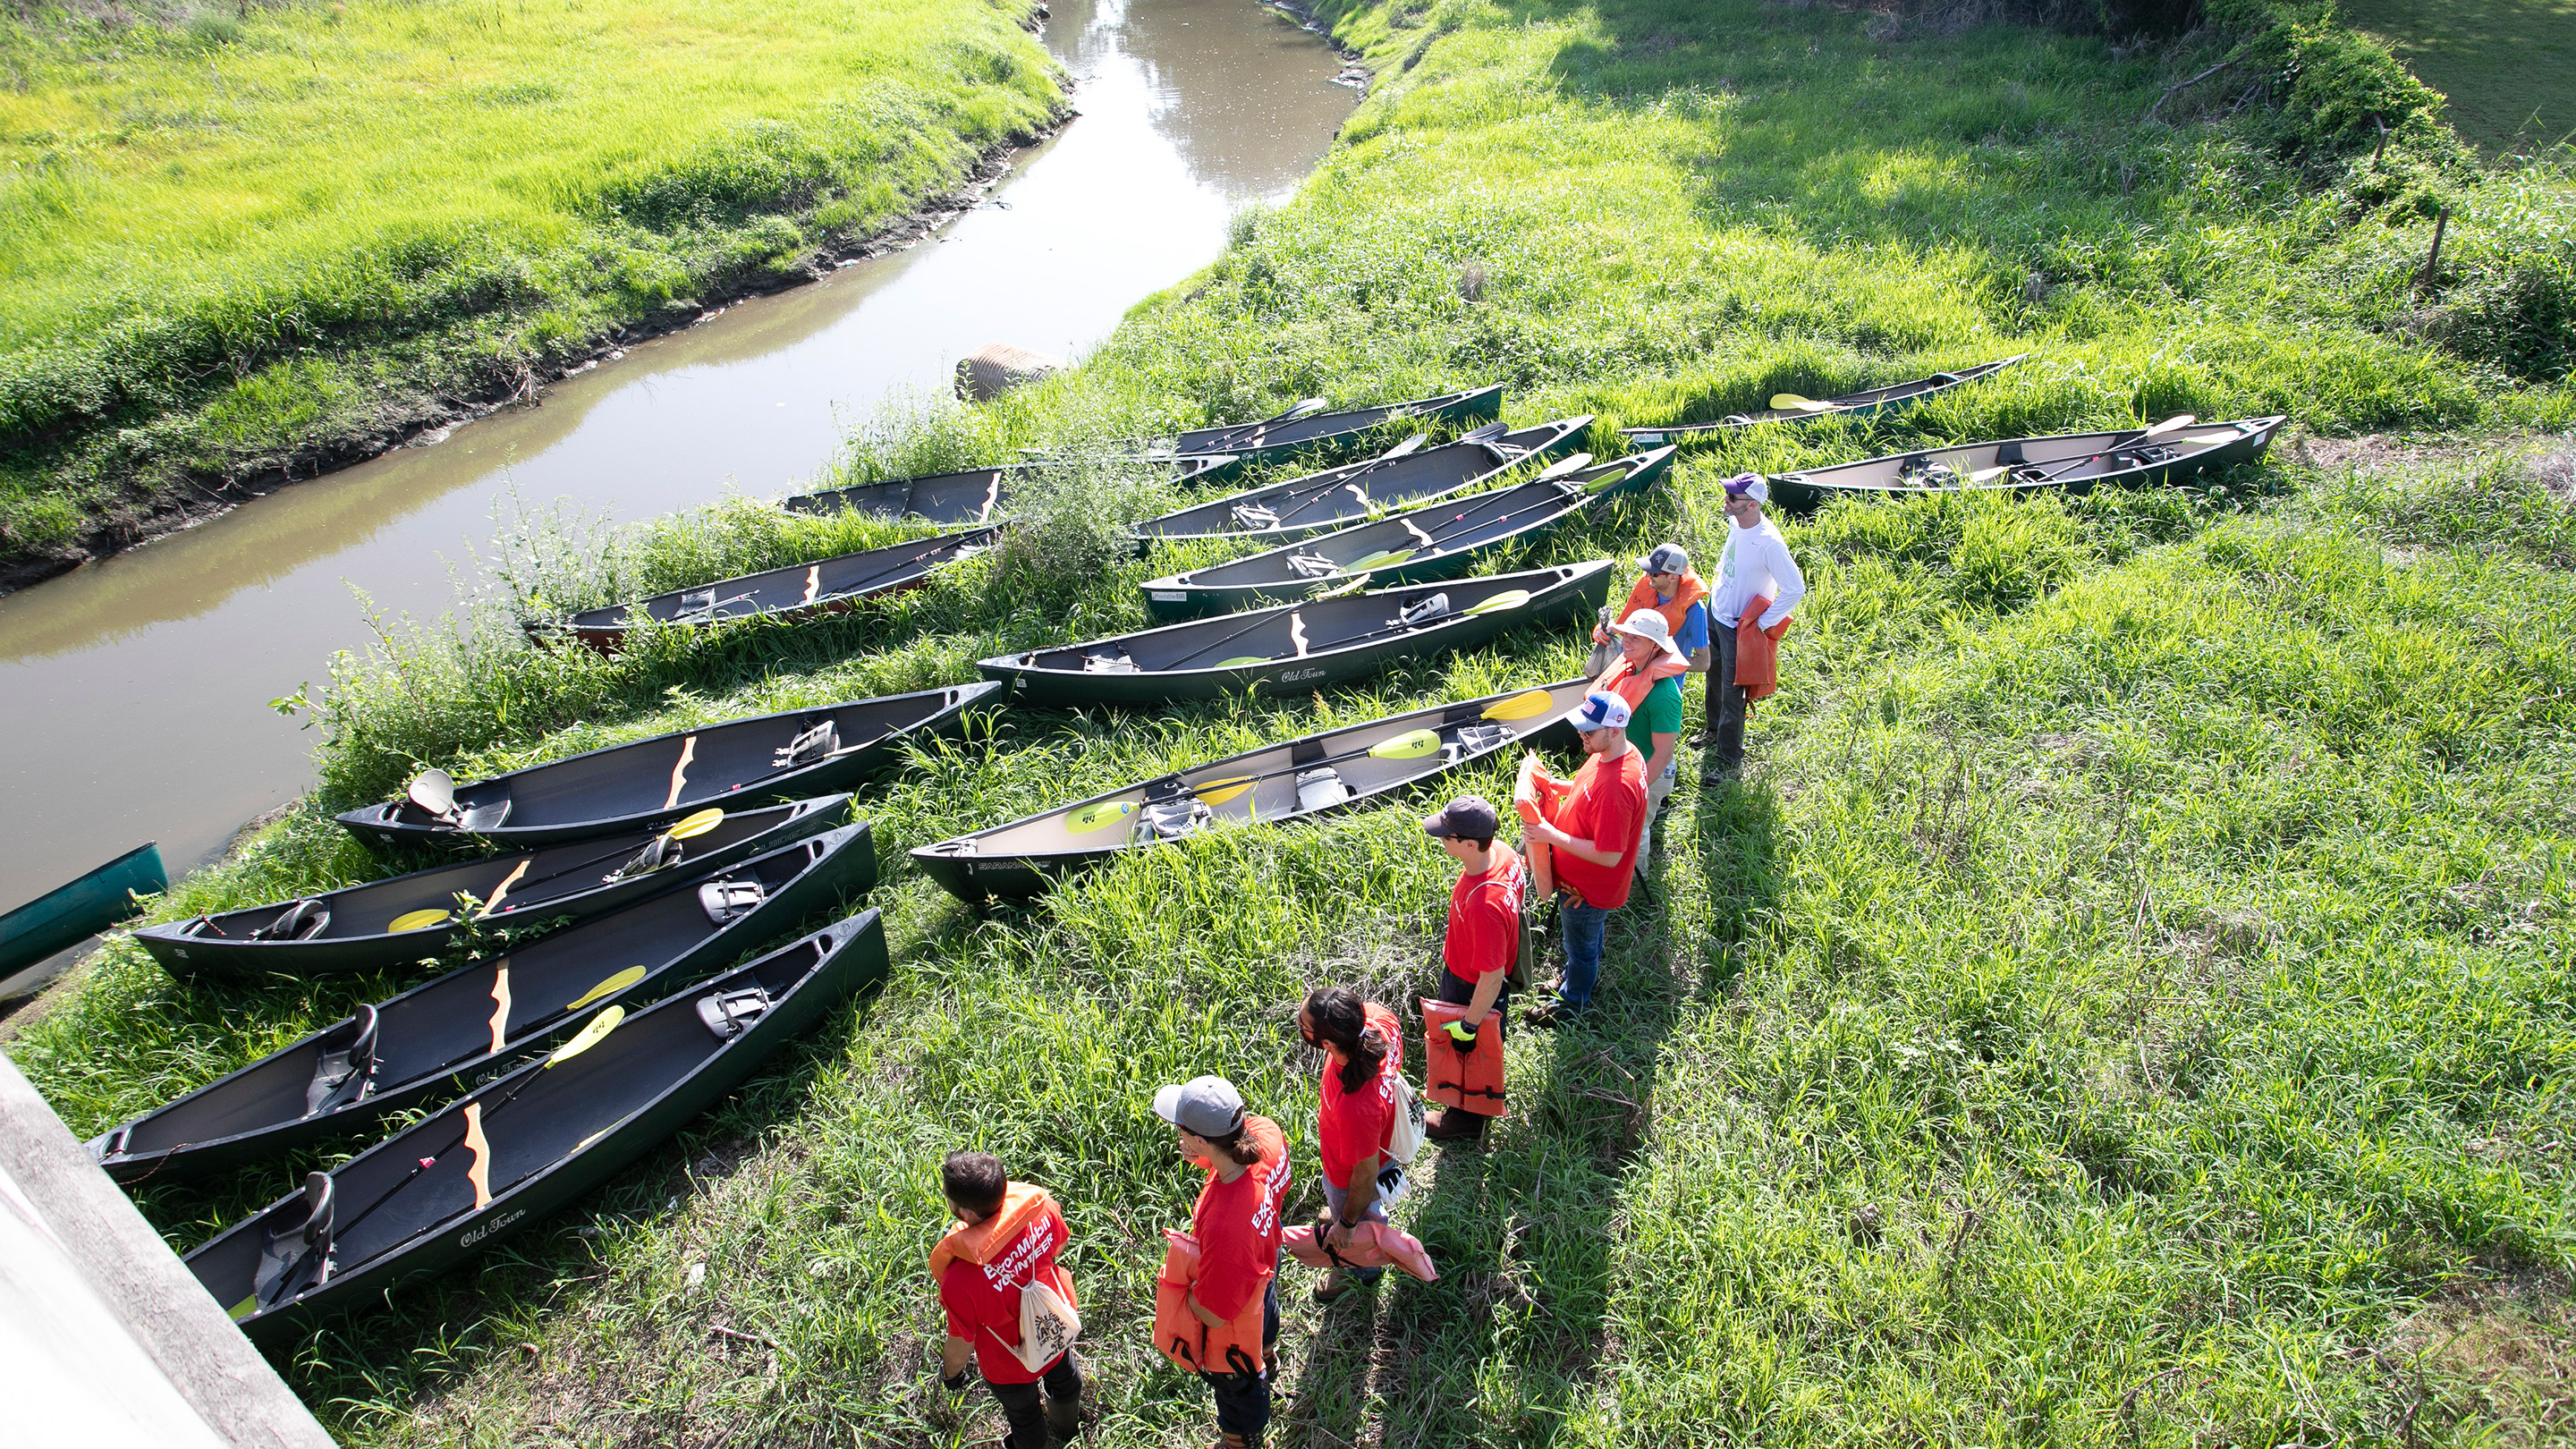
[695,985,773,1041]
[305,1004,381,1117]
[250,1173,335,1318]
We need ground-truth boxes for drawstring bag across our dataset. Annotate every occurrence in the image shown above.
[998,1277,1082,1373]
[1385,1072,1426,1164]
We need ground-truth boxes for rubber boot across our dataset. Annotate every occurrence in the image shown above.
[1044,1387,1084,1442]
[1424,1107,1487,1141]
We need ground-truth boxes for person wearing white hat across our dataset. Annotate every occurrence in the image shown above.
[1598,609,1689,882]
[1699,474,1807,774]
[1514,690,1648,1027]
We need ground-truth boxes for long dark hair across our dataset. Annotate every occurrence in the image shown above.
[1305,986,1391,1095]
[1201,1123,1267,1167]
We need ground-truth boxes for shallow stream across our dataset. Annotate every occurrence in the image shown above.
[0,0,1356,923]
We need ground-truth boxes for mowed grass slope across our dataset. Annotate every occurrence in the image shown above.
[7,0,2576,1443]
[0,0,1058,565]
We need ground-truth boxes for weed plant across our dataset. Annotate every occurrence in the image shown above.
[6,0,2576,1443]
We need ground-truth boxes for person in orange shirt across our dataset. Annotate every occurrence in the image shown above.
[1153,1076,1292,1449]
[1519,690,1648,1028]
[932,1151,1088,1448]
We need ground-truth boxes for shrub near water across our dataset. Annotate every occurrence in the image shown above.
[0,0,1059,563]
[8,0,2576,1442]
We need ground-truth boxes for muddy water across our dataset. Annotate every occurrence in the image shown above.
[0,0,1355,918]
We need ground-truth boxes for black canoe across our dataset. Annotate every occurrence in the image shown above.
[543,526,999,653]
[1128,415,1594,548]
[140,797,849,979]
[1620,355,2027,441]
[1765,414,2287,509]
[780,453,1241,524]
[337,682,998,852]
[1058,386,1505,470]
[912,677,1592,901]
[1137,448,1674,622]
[94,821,875,1185]
[187,908,887,1346]
[983,562,1620,708]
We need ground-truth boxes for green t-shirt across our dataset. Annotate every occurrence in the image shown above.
[1625,675,1683,758]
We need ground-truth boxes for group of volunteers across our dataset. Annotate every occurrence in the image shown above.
[926,476,1807,1448]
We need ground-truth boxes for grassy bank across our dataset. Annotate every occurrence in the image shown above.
[0,0,1060,583]
[9,0,2576,1443]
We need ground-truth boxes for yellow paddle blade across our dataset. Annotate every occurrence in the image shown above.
[668,808,725,840]
[1368,728,1445,760]
[1213,657,1270,668]
[388,909,453,934]
[2143,412,2196,435]
[1066,800,1138,835]
[1344,549,1414,573]
[228,1295,258,1322]
[1191,775,1258,806]
[1770,394,1836,412]
[566,965,647,1012]
[547,1004,624,1066]
[1463,589,1531,615]
[2179,431,2241,445]
[1479,689,1557,722]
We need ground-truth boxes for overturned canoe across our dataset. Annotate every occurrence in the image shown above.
[1061,386,1505,470]
[1137,448,1674,622]
[336,682,996,852]
[542,527,1000,653]
[1765,413,2287,509]
[912,677,1591,902]
[1621,355,2026,442]
[94,820,875,1185]
[0,841,166,983]
[186,907,887,1346]
[1129,416,1594,548]
[984,561,1619,708]
[781,453,1240,524]
[140,797,850,979]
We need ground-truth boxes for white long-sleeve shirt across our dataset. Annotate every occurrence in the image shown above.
[1707,516,1805,630]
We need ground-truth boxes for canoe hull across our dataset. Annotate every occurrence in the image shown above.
[150,797,849,978]
[95,821,877,1184]
[1139,448,1674,622]
[782,455,1239,522]
[983,562,1619,708]
[1621,355,2027,441]
[335,682,996,852]
[912,678,1590,902]
[1767,415,2285,510]
[0,842,166,979]
[191,909,888,1347]
[548,527,1001,654]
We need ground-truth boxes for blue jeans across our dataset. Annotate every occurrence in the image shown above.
[1320,1177,1387,1284]
[1555,898,1610,1010]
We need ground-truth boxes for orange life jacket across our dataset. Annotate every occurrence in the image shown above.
[1592,652,1690,716]
[1421,997,1507,1118]
[1733,594,1792,702]
[926,1183,1079,1358]
[1150,1117,1286,1377]
[1615,570,1708,641]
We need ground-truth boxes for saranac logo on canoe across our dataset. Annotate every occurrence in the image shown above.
[463,1208,528,1249]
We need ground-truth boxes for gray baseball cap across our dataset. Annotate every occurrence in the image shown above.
[1152,1075,1246,1137]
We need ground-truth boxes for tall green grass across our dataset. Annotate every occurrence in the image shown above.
[6,0,2575,1442]
[0,0,1060,564]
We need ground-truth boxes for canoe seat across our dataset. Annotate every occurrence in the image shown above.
[775,719,840,768]
[1286,551,1340,579]
[1232,504,1281,530]
[1394,593,1451,628]
[1439,724,1514,767]
[252,899,331,943]
[1134,799,1213,842]
[304,1004,379,1117]
[1081,648,1140,674]
[696,985,773,1040]
[1295,767,1352,813]
[460,800,513,833]
[699,878,768,926]
[250,1172,335,1314]
[608,835,682,882]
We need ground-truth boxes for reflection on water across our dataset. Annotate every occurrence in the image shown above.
[0,0,1355,911]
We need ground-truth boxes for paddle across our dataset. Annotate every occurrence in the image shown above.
[1969,414,2197,484]
[250,1001,631,1316]
[1768,392,1843,413]
[1063,688,1560,828]
[1203,588,1536,668]
[379,806,728,933]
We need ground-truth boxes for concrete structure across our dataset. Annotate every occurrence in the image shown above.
[0,1051,336,1447]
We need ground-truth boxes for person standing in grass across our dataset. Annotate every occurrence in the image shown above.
[1152,1076,1291,1449]
[1420,794,1521,1141]
[1594,609,1690,884]
[1518,690,1649,1028]
[1697,475,1806,775]
[1297,986,1404,1302]
[932,1151,1088,1449]
[1597,541,1712,687]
